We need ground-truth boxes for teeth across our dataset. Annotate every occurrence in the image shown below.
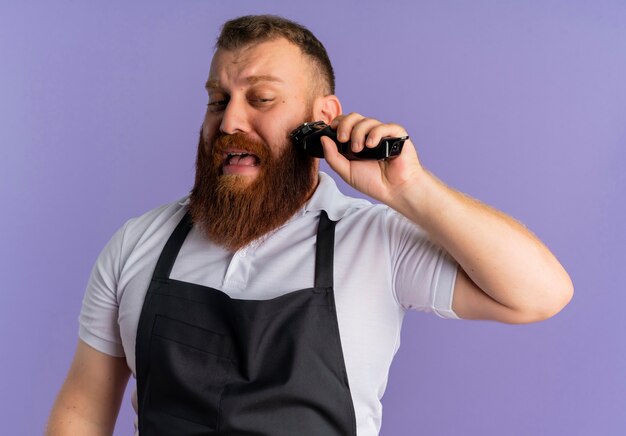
[226,152,251,163]
[225,152,259,166]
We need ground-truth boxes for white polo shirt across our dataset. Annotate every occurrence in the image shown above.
[79,171,459,436]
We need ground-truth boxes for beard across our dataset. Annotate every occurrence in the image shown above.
[188,129,317,251]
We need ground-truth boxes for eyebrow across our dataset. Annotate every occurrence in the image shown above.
[204,75,284,90]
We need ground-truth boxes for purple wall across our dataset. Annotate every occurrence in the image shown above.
[2,1,625,434]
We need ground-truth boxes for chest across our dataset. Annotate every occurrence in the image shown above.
[117,217,403,377]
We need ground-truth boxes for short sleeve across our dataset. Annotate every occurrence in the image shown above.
[386,209,461,319]
[78,222,129,357]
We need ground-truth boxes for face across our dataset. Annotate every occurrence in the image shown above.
[202,38,318,181]
[188,38,323,251]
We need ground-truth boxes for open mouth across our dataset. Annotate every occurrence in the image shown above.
[223,151,261,167]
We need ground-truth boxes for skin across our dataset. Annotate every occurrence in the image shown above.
[203,38,327,181]
[47,36,573,434]
[321,114,574,323]
[45,341,130,435]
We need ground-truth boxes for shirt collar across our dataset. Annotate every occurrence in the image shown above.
[302,172,371,221]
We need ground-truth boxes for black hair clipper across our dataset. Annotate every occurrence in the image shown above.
[290,121,407,160]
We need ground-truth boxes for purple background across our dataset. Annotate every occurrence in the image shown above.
[2,1,625,434]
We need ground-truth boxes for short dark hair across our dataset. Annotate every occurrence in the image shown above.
[216,15,335,95]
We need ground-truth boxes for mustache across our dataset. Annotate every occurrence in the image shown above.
[210,133,272,162]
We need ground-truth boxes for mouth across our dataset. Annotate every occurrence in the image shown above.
[223,151,260,166]
[221,148,261,175]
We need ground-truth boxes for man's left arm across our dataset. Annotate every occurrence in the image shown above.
[320,113,573,324]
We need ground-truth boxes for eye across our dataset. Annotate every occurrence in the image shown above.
[207,98,228,112]
[251,97,275,107]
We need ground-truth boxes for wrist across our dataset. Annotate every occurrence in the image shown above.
[386,168,449,228]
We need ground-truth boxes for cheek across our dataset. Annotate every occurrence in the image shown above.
[202,115,222,140]
[255,125,292,158]
[203,111,220,128]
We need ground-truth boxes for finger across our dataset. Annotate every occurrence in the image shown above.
[333,112,365,144]
[320,136,350,180]
[349,117,382,153]
[364,123,409,150]
[329,114,346,130]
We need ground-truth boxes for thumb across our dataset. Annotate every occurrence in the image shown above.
[320,136,350,181]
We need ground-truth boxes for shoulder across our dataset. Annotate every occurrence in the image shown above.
[123,196,189,241]
[312,172,426,235]
[102,196,190,267]
[309,172,372,221]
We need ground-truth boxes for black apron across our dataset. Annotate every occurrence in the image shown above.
[135,211,357,435]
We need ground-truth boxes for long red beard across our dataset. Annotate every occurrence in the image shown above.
[188,131,317,251]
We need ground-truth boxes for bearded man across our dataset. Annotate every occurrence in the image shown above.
[47,15,573,436]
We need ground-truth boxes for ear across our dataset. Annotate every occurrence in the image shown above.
[313,94,342,124]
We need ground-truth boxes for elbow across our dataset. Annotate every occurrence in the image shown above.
[517,246,575,324]
[514,277,574,324]
[543,276,574,320]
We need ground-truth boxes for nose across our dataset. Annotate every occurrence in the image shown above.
[219,97,249,135]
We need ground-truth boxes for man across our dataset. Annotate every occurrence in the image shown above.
[47,15,573,436]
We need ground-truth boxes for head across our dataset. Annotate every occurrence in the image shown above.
[189,15,341,251]
[216,14,335,98]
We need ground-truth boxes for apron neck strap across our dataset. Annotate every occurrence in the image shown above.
[314,210,336,289]
[152,209,336,287]
[152,211,193,280]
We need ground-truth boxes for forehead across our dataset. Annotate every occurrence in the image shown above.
[207,38,311,89]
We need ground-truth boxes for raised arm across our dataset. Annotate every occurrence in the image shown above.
[320,112,573,324]
[390,168,573,323]
[46,340,130,435]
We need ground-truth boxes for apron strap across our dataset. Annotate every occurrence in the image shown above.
[152,209,336,286]
[152,211,193,280]
[314,210,336,289]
